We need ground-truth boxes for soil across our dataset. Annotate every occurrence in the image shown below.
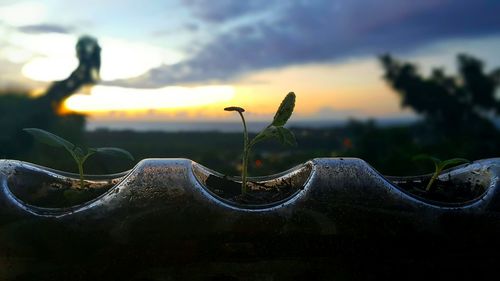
[201,164,312,205]
[205,175,297,205]
[202,163,488,205]
[390,176,487,203]
[7,166,122,208]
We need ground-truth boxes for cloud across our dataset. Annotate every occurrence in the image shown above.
[0,1,47,26]
[18,23,72,34]
[181,0,274,22]
[113,0,500,87]
[184,23,199,32]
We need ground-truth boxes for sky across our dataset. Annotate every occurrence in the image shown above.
[1,0,500,129]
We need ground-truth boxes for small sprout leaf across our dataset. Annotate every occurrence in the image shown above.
[412,154,440,164]
[24,128,134,189]
[23,128,75,152]
[440,158,469,170]
[413,154,470,191]
[94,147,134,161]
[73,147,86,159]
[251,126,279,146]
[276,127,297,146]
[224,106,245,113]
[272,92,295,126]
[413,154,440,170]
[250,126,297,147]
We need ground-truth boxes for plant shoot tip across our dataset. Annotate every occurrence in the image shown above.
[224,106,245,113]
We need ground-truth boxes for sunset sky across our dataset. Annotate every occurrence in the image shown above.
[1,0,500,129]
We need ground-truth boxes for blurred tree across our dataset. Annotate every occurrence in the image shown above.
[0,35,100,159]
[380,54,500,138]
[40,35,101,105]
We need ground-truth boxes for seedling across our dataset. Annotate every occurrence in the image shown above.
[413,155,469,191]
[224,92,297,193]
[23,128,134,189]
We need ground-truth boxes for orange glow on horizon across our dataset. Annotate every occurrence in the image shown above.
[59,61,410,121]
[63,85,235,113]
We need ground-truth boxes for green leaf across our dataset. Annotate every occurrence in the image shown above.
[73,147,87,159]
[276,127,297,146]
[93,147,134,161]
[413,154,441,172]
[250,126,297,147]
[251,126,279,146]
[272,92,296,126]
[412,154,440,164]
[224,106,245,113]
[440,158,469,170]
[23,128,75,152]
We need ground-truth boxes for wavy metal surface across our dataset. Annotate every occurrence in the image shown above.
[0,158,499,232]
[1,158,499,280]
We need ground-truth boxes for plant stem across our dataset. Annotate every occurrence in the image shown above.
[237,111,249,193]
[242,149,250,193]
[425,169,441,191]
[77,161,85,189]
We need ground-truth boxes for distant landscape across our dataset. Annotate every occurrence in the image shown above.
[86,117,421,132]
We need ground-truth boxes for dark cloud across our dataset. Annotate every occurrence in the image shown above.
[115,0,500,87]
[18,23,72,34]
[182,0,274,23]
[152,22,200,37]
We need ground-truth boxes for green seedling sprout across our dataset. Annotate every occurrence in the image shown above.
[224,92,297,193]
[23,128,134,189]
[413,155,469,191]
